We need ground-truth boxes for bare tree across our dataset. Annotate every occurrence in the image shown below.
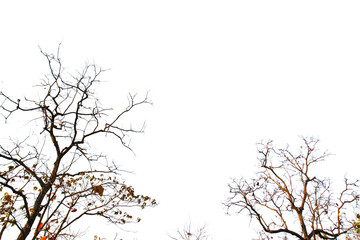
[169,222,209,240]
[0,46,156,240]
[225,137,359,240]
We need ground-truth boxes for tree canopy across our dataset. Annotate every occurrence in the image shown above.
[225,137,359,240]
[0,47,156,240]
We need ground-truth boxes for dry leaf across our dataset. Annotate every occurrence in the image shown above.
[94,185,104,196]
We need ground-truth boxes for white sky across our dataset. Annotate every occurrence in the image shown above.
[1,1,360,239]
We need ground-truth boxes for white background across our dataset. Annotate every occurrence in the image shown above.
[1,1,360,239]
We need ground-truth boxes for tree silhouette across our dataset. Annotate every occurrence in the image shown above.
[225,137,359,240]
[169,222,209,240]
[0,46,156,240]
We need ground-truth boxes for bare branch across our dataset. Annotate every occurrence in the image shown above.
[0,45,156,240]
[225,137,359,240]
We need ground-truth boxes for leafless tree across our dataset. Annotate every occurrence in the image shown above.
[0,46,156,240]
[169,222,209,240]
[225,137,359,240]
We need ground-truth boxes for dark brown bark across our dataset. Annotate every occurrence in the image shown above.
[0,46,156,240]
